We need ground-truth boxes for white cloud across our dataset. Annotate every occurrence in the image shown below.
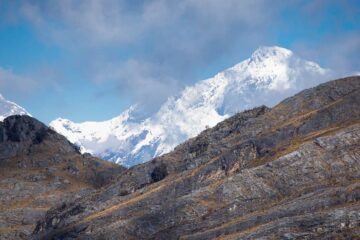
[17,0,283,112]
[2,0,359,116]
[293,32,360,79]
[20,0,273,45]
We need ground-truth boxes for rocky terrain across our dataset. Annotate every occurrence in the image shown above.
[0,116,125,239]
[31,76,360,239]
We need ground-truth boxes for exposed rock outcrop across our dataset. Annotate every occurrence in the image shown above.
[31,76,360,239]
[0,116,125,239]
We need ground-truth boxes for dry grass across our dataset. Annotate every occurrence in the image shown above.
[0,224,35,235]
[82,183,167,222]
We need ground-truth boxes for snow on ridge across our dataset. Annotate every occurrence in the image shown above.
[0,94,31,121]
[50,46,330,167]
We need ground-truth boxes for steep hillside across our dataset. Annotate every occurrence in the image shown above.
[0,116,125,239]
[33,76,360,239]
[50,46,330,167]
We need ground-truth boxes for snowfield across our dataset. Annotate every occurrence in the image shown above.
[50,46,330,167]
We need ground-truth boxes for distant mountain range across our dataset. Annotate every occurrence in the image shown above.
[49,46,331,167]
[0,46,331,167]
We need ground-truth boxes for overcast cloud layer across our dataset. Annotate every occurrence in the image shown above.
[0,0,359,122]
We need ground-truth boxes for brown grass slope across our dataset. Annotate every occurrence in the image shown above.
[33,76,360,239]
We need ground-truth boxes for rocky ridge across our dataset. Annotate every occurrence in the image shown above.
[0,116,125,239]
[32,76,360,239]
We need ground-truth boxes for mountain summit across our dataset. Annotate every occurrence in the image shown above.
[50,46,330,167]
[0,94,30,121]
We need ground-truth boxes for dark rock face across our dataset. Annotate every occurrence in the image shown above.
[0,116,125,239]
[0,115,49,143]
[150,163,168,182]
[28,76,360,239]
[0,115,78,163]
[34,202,86,234]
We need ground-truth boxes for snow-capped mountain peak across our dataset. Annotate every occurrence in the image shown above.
[250,46,293,60]
[50,46,330,167]
[0,94,30,121]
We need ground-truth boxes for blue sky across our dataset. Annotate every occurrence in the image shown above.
[0,0,359,123]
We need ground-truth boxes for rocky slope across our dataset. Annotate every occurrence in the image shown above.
[0,116,125,239]
[32,76,360,239]
[0,94,30,121]
[50,46,330,167]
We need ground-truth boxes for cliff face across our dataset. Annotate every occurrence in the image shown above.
[0,116,125,239]
[30,76,360,239]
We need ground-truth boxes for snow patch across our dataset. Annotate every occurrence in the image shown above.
[0,95,31,121]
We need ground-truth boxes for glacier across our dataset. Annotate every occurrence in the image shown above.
[50,46,331,167]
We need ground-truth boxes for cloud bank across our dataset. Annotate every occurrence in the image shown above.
[1,0,359,117]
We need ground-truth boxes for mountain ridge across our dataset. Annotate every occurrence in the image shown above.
[32,76,360,239]
[50,46,331,167]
